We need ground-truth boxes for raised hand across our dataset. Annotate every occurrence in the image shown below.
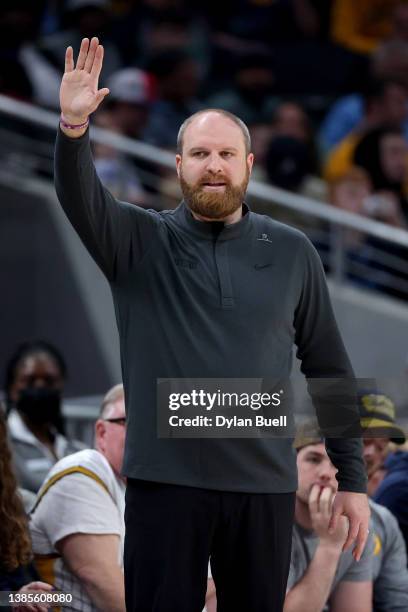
[60,37,109,125]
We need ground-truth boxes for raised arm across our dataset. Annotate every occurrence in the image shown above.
[55,37,160,281]
[60,37,109,139]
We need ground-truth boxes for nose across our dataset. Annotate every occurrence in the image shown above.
[363,442,375,457]
[317,460,337,484]
[205,152,223,174]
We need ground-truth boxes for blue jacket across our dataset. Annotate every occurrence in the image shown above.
[374,451,408,561]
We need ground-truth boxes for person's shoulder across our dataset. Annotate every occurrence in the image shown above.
[38,450,114,505]
[376,453,408,498]
[157,203,189,229]
[250,212,314,254]
[47,448,102,478]
[369,498,401,539]
[7,410,35,444]
[370,498,397,523]
[250,212,307,241]
[158,207,178,219]
[118,200,162,220]
[384,450,408,473]
[70,448,108,471]
[115,201,165,234]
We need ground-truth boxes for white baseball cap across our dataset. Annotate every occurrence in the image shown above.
[107,68,151,104]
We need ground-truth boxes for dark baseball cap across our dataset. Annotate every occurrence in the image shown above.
[293,420,324,451]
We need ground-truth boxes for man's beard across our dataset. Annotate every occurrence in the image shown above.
[180,167,250,220]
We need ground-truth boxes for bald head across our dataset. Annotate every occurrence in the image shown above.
[177,109,251,155]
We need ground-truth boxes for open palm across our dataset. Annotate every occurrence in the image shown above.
[60,37,109,123]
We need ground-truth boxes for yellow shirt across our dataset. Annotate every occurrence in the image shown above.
[331,0,398,54]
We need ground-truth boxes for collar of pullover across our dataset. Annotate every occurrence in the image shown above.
[175,200,252,241]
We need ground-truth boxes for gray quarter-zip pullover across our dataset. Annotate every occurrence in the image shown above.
[55,128,367,494]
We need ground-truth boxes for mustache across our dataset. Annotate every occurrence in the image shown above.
[197,174,231,186]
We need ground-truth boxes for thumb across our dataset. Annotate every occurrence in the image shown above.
[95,87,110,107]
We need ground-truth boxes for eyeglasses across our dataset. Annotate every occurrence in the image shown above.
[104,417,126,426]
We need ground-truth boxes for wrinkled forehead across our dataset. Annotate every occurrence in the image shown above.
[183,113,247,153]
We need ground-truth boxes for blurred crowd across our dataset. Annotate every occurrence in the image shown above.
[1,0,408,298]
[0,340,408,611]
[2,3,408,610]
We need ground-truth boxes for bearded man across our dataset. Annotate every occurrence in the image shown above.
[55,37,370,612]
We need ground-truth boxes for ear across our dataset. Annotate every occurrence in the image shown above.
[94,419,106,450]
[175,154,182,179]
[247,153,254,175]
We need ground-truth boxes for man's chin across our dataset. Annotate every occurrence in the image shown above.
[180,174,249,221]
[185,194,240,220]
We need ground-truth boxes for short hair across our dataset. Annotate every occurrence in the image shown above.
[99,383,125,419]
[177,108,251,155]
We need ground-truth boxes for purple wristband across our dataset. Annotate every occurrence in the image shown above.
[60,114,89,130]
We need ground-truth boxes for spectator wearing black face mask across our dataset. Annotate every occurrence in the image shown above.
[4,341,84,493]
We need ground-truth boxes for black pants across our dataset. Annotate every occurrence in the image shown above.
[124,479,295,612]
